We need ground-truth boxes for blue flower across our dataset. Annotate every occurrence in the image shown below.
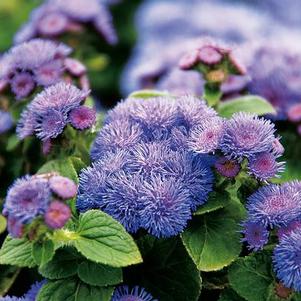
[246,183,301,228]
[220,112,276,160]
[112,286,157,301]
[24,280,46,300]
[273,230,301,292]
[4,176,51,224]
[17,82,89,141]
[241,220,269,251]
[247,151,285,182]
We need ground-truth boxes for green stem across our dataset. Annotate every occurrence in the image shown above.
[203,83,222,108]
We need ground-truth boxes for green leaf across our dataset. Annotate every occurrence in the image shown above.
[218,289,245,301]
[129,236,201,301]
[74,210,142,267]
[129,89,171,99]
[39,248,80,280]
[0,265,20,296]
[218,95,276,118]
[6,134,21,151]
[32,240,55,266]
[194,192,226,215]
[181,211,241,271]
[37,278,114,301]
[0,236,36,268]
[228,252,273,301]
[0,214,7,234]
[77,261,122,286]
[37,158,78,183]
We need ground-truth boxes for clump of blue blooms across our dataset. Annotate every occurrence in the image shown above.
[16,82,95,142]
[77,95,283,237]
[2,173,76,238]
[112,285,158,301]
[14,0,117,45]
[0,39,89,100]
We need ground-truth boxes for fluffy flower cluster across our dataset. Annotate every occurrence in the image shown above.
[121,0,280,96]
[16,82,96,143]
[14,0,117,45]
[0,39,89,100]
[112,286,157,301]
[2,173,77,238]
[77,95,283,237]
[0,280,45,301]
[242,181,301,291]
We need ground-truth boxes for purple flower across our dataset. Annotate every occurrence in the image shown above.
[187,117,224,153]
[44,201,71,229]
[10,72,35,100]
[112,286,157,301]
[0,296,24,301]
[17,82,89,141]
[246,183,301,228]
[91,120,144,161]
[0,39,88,100]
[4,176,51,224]
[78,96,216,237]
[287,103,301,123]
[34,59,63,86]
[277,220,301,240]
[214,157,240,178]
[241,220,269,251]
[37,11,68,36]
[69,106,96,130]
[273,230,301,292]
[0,110,14,134]
[198,45,223,65]
[64,58,86,76]
[247,151,285,181]
[220,112,276,160]
[14,0,117,45]
[140,176,192,238]
[49,176,77,199]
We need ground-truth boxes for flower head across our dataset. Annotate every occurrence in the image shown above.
[220,112,276,160]
[241,220,269,251]
[49,175,77,199]
[214,156,240,178]
[112,286,157,301]
[187,117,224,153]
[69,106,96,130]
[14,0,117,45]
[277,220,301,240]
[0,39,88,100]
[247,151,285,181]
[246,183,301,228]
[24,280,46,300]
[273,230,301,292]
[17,82,90,141]
[44,201,71,229]
[4,176,51,223]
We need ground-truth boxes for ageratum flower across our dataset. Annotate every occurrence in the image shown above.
[14,0,117,45]
[112,286,157,301]
[273,230,301,292]
[247,151,285,182]
[0,110,13,134]
[78,95,215,237]
[277,220,301,240]
[246,183,301,228]
[3,176,51,224]
[241,220,269,251]
[214,156,240,178]
[0,39,88,100]
[17,82,92,141]
[220,112,276,160]
[2,173,76,237]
